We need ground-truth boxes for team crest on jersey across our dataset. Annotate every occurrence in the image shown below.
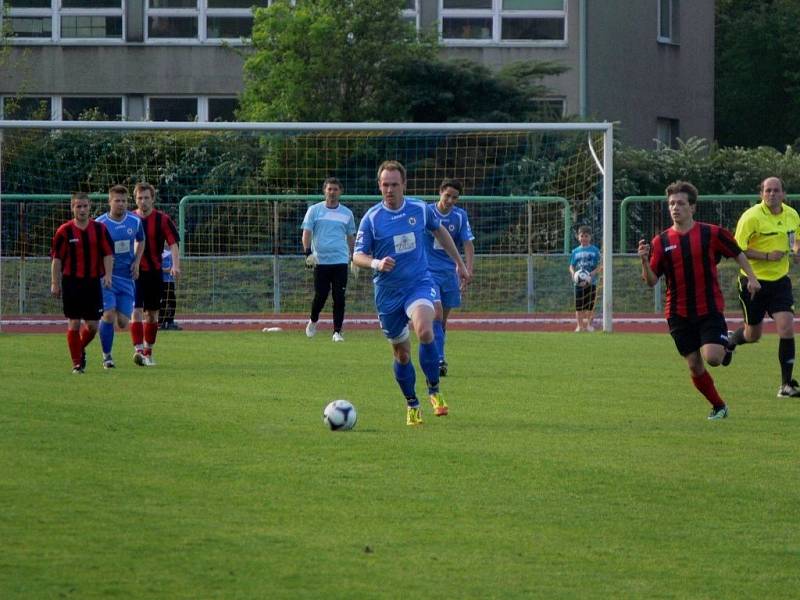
[448,224,455,232]
[127,228,134,235]
[408,217,416,226]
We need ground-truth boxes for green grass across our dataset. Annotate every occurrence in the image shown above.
[1,330,799,598]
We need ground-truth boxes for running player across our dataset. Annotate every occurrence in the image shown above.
[352,161,470,425]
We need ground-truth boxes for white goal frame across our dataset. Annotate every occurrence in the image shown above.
[0,120,615,332]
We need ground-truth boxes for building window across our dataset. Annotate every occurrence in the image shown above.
[63,96,124,120]
[402,0,419,30]
[440,0,565,45]
[1,96,53,119]
[208,97,239,122]
[531,97,565,120]
[148,97,199,121]
[657,0,679,44]
[145,0,269,42]
[656,117,679,148]
[4,0,124,41]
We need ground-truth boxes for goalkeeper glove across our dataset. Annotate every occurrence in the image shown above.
[304,248,317,269]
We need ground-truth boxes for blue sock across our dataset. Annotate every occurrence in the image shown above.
[99,320,115,354]
[419,341,440,393]
[433,319,445,362]
[393,360,418,406]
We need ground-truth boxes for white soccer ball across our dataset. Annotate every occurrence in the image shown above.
[323,400,357,431]
[573,269,591,287]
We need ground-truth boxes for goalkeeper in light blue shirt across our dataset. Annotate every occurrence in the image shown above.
[569,225,602,332]
[425,179,475,377]
[352,161,471,426]
[301,177,356,342]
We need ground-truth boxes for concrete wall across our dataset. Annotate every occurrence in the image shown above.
[585,1,715,147]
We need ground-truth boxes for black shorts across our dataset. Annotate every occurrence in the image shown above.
[62,276,103,321]
[738,275,794,326]
[135,270,165,311]
[574,284,597,311]
[667,312,729,356]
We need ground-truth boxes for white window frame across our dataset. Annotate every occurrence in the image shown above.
[0,95,57,120]
[145,0,274,45]
[3,0,125,44]
[146,96,200,121]
[205,96,239,122]
[403,0,419,31]
[61,95,126,119]
[657,0,678,45]
[439,0,567,47]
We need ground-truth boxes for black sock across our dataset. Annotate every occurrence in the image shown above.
[779,337,795,384]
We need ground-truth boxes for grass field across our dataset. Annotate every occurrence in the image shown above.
[1,329,799,598]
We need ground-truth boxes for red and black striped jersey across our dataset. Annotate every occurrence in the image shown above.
[136,209,180,272]
[649,221,742,319]
[51,220,114,278]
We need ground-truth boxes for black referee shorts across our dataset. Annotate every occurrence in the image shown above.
[667,312,729,357]
[738,275,794,326]
[135,270,165,312]
[62,276,103,321]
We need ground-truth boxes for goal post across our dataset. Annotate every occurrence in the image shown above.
[0,120,615,331]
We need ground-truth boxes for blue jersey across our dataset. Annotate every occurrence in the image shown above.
[162,249,174,283]
[300,202,356,265]
[96,211,144,280]
[570,244,601,285]
[355,197,441,289]
[424,204,474,275]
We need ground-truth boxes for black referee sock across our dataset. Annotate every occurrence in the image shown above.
[779,337,795,384]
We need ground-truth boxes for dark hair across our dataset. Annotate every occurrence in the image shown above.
[71,192,90,205]
[323,177,343,190]
[577,225,592,236]
[377,160,406,183]
[439,178,463,193]
[665,180,698,205]
[108,184,128,196]
[134,182,156,198]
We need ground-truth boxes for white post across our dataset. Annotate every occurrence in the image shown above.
[602,124,614,332]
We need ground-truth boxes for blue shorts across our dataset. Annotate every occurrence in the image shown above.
[103,275,136,317]
[375,279,439,342]
[431,269,461,309]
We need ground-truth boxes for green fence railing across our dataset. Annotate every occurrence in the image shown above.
[618,195,800,253]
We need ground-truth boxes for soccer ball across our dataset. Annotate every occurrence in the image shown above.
[573,269,591,287]
[323,400,357,431]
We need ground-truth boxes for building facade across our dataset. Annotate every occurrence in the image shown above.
[0,0,713,147]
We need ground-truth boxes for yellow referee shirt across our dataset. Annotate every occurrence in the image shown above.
[734,202,800,281]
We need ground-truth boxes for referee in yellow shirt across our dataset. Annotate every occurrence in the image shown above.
[726,176,800,397]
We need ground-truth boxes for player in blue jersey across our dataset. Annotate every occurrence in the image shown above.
[425,179,475,376]
[301,177,356,342]
[568,225,602,332]
[95,185,145,368]
[352,161,471,426]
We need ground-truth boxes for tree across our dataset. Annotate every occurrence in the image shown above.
[240,0,434,122]
[716,0,800,148]
[240,0,568,123]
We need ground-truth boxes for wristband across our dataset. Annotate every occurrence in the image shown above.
[304,248,312,257]
[371,259,380,270]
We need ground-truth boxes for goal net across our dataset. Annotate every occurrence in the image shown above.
[0,121,614,330]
